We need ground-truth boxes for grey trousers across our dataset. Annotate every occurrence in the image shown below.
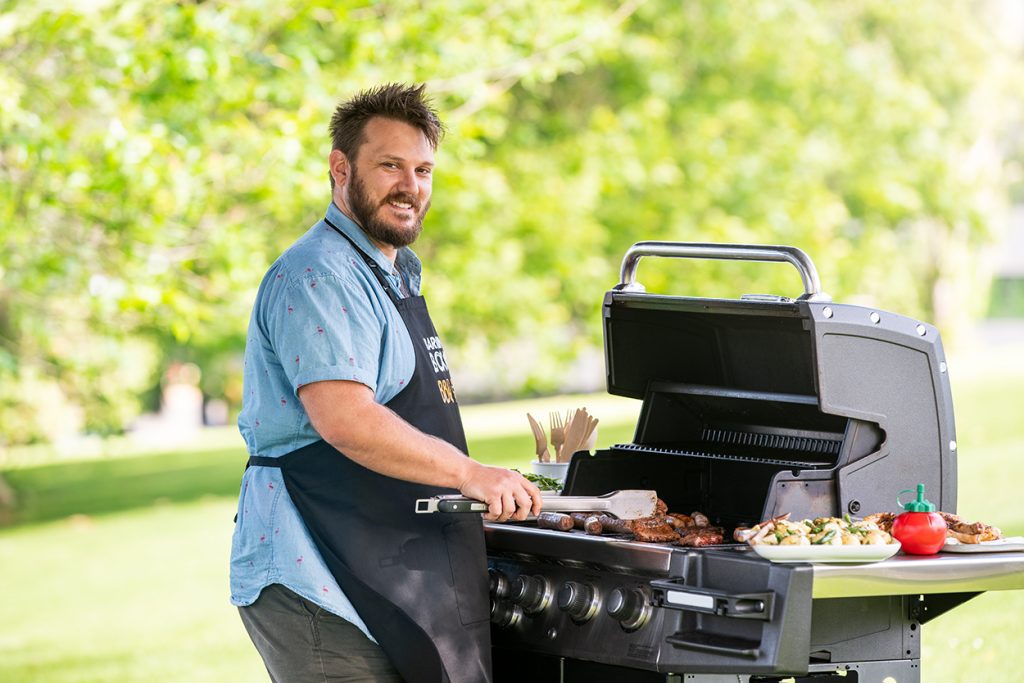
[239,583,404,683]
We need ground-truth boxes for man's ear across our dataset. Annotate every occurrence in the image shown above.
[329,149,349,187]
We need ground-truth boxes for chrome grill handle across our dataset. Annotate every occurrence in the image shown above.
[614,241,831,302]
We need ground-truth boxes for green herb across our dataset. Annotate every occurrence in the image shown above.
[513,469,562,491]
[813,528,837,545]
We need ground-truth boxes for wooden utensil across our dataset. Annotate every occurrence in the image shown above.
[526,413,550,463]
[549,411,566,462]
[415,489,659,520]
[560,408,589,462]
[584,417,599,450]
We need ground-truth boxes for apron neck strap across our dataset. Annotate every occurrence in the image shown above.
[324,216,402,305]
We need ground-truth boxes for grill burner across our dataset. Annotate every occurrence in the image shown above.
[485,242,1024,682]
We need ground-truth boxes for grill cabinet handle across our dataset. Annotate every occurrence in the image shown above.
[649,580,775,621]
[615,241,831,302]
[664,631,762,659]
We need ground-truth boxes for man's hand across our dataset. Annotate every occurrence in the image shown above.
[458,463,543,522]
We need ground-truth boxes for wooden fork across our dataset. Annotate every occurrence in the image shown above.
[549,411,566,463]
[527,413,550,463]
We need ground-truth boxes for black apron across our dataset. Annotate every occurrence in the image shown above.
[247,220,491,683]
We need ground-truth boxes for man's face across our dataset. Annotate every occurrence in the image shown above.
[341,117,434,250]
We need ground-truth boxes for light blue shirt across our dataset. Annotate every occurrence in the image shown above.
[230,202,422,643]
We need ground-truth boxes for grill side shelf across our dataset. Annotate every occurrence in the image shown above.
[611,443,831,470]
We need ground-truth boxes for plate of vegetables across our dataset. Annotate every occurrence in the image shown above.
[738,514,901,563]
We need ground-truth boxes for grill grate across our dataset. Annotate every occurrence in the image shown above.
[700,427,842,456]
[611,442,831,469]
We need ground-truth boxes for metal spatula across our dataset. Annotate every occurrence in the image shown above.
[415,489,657,520]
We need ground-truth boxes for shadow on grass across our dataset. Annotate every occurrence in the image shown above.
[0,447,248,528]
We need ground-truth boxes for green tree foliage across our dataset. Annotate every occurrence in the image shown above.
[1,0,1020,444]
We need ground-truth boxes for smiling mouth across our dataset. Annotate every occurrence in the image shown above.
[384,193,419,213]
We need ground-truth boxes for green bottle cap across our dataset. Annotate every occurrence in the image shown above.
[897,484,936,512]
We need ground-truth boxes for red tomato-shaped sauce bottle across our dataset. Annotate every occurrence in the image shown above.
[891,484,947,555]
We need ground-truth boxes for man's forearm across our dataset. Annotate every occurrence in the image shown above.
[315,396,473,489]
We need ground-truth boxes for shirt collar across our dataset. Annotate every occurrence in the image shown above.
[325,202,423,293]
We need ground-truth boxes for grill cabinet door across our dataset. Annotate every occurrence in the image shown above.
[651,551,814,674]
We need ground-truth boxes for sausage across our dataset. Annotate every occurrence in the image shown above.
[665,513,694,529]
[569,513,594,530]
[594,514,634,535]
[537,512,574,531]
[567,512,606,535]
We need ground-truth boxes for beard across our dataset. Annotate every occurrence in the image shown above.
[348,169,430,249]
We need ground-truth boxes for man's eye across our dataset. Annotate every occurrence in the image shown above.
[417,168,432,175]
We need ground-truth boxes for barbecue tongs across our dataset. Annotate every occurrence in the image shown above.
[415,489,657,520]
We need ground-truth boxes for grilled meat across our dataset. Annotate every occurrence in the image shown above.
[678,527,725,547]
[863,512,895,533]
[939,512,1002,543]
[536,498,724,546]
[537,512,574,531]
[593,514,634,535]
[630,517,682,543]
[664,513,694,529]
[655,498,669,516]
[568,513,591,530]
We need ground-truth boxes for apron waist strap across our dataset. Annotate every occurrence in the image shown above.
[247,455,282,468]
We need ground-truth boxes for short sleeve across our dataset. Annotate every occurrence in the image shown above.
[261,270,385,395]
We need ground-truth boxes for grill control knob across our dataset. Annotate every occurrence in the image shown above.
[490,600,523,628]
[488,568,510,600]
[606,587,651,631]
[509,574,551,614]
[557,581,600,623]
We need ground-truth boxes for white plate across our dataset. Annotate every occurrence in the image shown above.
[751,542,901,564]
[941,536,1024,553]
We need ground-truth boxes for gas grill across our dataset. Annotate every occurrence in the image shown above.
[485,242,1024,682]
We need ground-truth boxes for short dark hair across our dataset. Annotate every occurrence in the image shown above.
[328,83,445,189]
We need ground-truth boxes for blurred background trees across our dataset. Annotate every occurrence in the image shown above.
[2,0,1022,446]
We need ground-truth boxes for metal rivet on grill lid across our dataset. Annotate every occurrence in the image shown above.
[950,440,957,452]
[916,324,927,336]
[870,312,880,324]
[940,361,947,374]
[823,306,833,319]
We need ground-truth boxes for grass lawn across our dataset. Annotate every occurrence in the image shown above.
[1,341,1023,682]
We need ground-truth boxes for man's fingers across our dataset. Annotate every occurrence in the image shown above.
[523,480,544,516]
[499,492,515,522]
[511,491,532,521]
[530,487,544,516]
[486,498,502,521]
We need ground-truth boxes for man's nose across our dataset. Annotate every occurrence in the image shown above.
[395,167,418,193]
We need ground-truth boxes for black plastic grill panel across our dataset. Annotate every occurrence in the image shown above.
[610,443,831,470]
[700,427,842,456]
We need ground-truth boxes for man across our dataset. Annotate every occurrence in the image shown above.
[231,83,543,683]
